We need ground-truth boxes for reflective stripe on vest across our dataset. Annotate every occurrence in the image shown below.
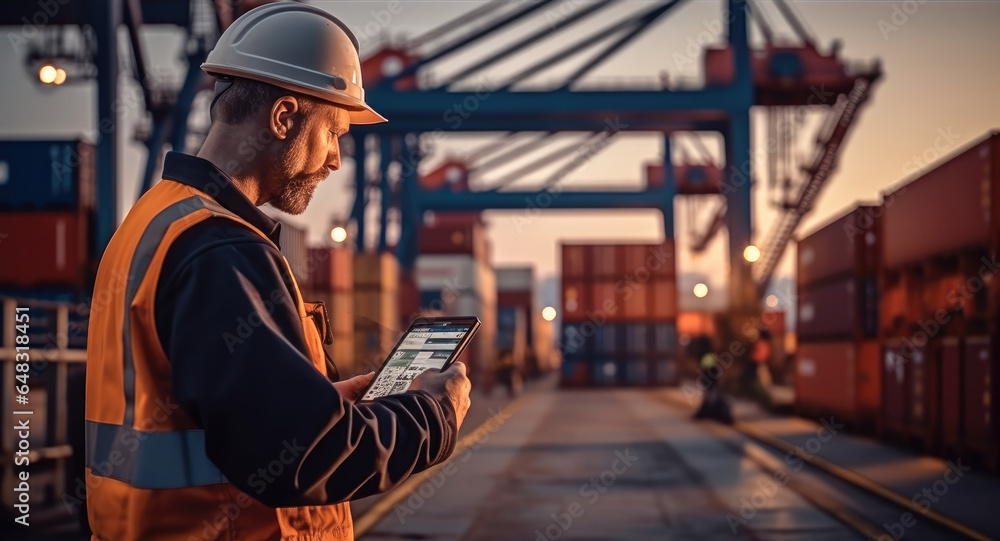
[93,195,236,489]
[86,420,227,489]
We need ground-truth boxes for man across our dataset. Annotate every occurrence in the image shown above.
[83,4,471,540]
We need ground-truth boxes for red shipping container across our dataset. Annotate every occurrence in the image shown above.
[650,279,677,319]
[590,280,621,322]
[619,244,647,277]
[307,247,352,292]
[922,273,968,326]
[419,220,487,257]
[798,204,881,288]
[590,245,617,278]
[797,278,856,339]
[497,290,532,310]
[652,240,676,279]
[882,341,910,437]
[795,341,857,422]
[857,340,882,430]
[880,271,923,338]
[882,132,999,269]
[964,336,995,443]
[562,245,587,279]
[0,211,90,289]
[941,337,963,447]
[562,280,588,322]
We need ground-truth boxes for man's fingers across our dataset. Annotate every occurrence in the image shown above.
[450,362,467,376]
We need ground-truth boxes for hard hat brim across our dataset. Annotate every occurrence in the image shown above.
[201,63,388,125]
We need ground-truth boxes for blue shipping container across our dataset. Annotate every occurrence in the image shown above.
[650,322,678,353]
[0,140,94,210]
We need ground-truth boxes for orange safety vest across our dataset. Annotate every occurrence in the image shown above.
[84,179,353,540]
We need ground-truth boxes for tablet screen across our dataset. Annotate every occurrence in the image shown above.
[360,320,476,401]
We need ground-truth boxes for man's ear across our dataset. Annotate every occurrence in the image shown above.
[269,95,300,140]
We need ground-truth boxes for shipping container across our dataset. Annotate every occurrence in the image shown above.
[496,267,533,292]
[419,218,489,259]
[354,252,398,290]
[795,341,857,422]
[560,358,589,387]
[963,336,997,456]
[879,270,923,338]
[562,245,587,279]
[0,140,95,211]
[307,247,352,292]
[650,278,678,319]
[856,340,882,432]
[797,277,877,340]
[940,337,963,450]
[882,339,939,448]
[882,132,999,269]
[797,204,881,288]
[562,280,588,322]
[0,211,92,289]
[415,254,493,293]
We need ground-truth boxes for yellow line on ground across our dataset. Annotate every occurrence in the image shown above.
[353,387,543,538]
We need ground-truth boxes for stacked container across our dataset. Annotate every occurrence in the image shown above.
[415,215,496,384]
[879,131,999,464]
[560,240,678,387]
[0,140,96,291]
[414,252,496,385]
[303,246,355,376]
[353,252,400,376]
[795,204,882,432]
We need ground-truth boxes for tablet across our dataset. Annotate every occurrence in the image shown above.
[357,316,481,402]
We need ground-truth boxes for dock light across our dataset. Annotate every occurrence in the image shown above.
[765,294,779,308]
[330,226,347,243]
[693,283,708,298]
[541,306,557,321]
[744,245,761,263]
[53,68,67,85]
[39,64,58,84]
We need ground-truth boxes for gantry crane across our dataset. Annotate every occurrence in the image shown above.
[351,0,879,311]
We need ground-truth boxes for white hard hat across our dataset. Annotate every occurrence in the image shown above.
[201,2,387,124]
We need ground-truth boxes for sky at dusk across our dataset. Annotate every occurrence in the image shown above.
[1,0,999,310]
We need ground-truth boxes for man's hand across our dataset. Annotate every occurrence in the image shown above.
[333,372,375,403]
[410,362,472,431]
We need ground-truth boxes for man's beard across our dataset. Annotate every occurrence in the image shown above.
[269,137,329,215]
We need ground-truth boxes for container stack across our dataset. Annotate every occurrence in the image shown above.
[879,131,999,460]
[415,213,495,384]
[0,140,96,295]
[560,241,678,387]
[794,204,882,432]
[496,267,535,376]
[303,246,355,375]
[353,252,400,376]
[414,253,496,385]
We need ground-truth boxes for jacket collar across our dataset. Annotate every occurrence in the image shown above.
[161,151,282,246]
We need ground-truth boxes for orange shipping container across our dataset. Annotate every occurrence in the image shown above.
[621,284,649,320]
[590,280,621,322]
[650,279,677,319]
[795,341,857,421]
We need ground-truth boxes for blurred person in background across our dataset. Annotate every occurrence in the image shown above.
[692,335,733,424]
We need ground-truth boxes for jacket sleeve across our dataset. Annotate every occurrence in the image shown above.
[154,220,458,506]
